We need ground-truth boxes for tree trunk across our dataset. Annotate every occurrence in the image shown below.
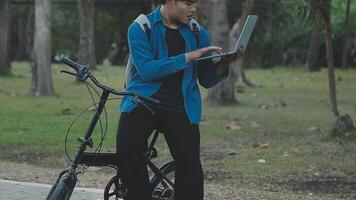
[205,0,255,104]
[306,23,321,71]
[204,0,235,104]
[0,0,11,75]
[323,7,339,118]
[16,5,34,61]
[31,0,54,96]
[16,9,27,61]
[229,0,255,88]
[25,6,35,62]
[311,0,355,134]
[341,0,351,69]
[112,28,128,66]
[78,0,96,69]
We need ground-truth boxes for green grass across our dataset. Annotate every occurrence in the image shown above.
[1,62,356,199]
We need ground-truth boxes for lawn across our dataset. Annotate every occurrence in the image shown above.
[0,62,355,199]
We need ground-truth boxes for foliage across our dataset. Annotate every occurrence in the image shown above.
[7,0,356,67]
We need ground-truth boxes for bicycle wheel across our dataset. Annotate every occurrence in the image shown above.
[104,175,127,200]
[47,171,77,200]
[150,162,176,200]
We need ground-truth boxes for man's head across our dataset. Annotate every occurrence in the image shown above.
[161,0,198,25]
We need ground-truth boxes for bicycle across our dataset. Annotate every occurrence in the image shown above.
[46,57,176,200]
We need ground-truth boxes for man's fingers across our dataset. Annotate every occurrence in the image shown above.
[215,49,224,54]
[203,46,222,54]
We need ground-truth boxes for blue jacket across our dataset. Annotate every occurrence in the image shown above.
[120,6,229,124]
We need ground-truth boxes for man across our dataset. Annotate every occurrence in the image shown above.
[117,0,243,199]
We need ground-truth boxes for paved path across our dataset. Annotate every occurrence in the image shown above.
[0,179,105,200]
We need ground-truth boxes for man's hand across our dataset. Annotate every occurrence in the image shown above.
[185,46,222,63]
[216,47,245,75]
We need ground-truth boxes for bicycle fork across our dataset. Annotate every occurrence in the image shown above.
[46,90,110,200]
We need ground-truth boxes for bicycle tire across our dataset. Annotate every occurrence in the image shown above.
[150,162,176,200]
[104,175,127,200]
[47,172,76,200]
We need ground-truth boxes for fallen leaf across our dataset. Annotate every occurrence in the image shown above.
[280,99,287,107]
[308,127,322,134]
[314,172,320,177]
[252,143,270,148]
[61,108,72,115]
[259,104,269,110]
[259,143,270,148]
[292,148,300,153]
[227,120,242,131]
[250,121,260,128]
[236,86,245,93]
[282,151,290,157]
[226,118,242,131]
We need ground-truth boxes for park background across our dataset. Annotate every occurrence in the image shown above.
[0,0,356,199]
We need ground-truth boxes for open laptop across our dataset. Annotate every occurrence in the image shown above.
[194,15,258,62]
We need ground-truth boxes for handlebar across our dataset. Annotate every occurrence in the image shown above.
[59,57,160,105]
[62,57,80,72]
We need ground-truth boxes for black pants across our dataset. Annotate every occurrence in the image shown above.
[116,105,204,200]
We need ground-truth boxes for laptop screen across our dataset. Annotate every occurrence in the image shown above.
[233,15,258,53]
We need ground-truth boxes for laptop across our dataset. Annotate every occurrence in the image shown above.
[194,15,258,62]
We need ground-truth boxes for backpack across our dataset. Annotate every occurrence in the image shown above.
[124,14,201,89]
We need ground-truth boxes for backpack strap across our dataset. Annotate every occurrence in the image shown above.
[125,14,151,89]
[189,18,201,47]
[134,14,151,41]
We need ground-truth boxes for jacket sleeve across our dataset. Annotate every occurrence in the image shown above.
[196,27,229,89]
[128,22,189,82]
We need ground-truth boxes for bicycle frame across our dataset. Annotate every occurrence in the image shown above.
[47,57,175,200]
[46,89,110,200]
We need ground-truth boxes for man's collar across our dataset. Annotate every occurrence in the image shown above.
[152,5,163,25]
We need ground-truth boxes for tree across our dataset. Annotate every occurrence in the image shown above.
[306,23,321,71]
[201,0,255,103]
[78,0,96,69]
[0,0,11,75]
[31,0,54,96]
[15,5,34,61]
[199,0,234,103]
[309,0,355,133]
[341,0,351,69]
[228,0,255,88]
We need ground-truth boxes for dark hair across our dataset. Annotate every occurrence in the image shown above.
[161,0,197,4]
